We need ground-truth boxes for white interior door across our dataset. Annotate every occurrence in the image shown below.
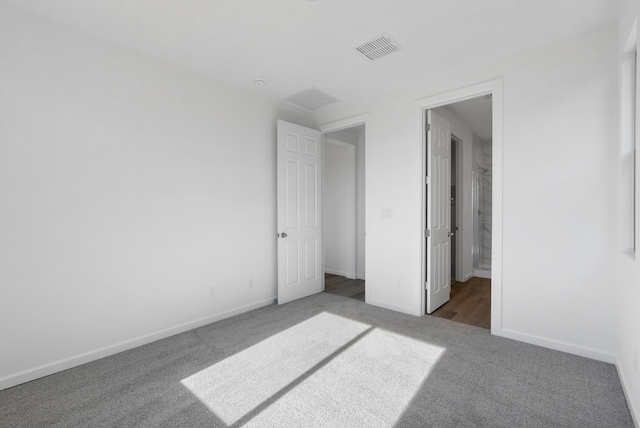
[277,120,323,304]
[426,110,452,314]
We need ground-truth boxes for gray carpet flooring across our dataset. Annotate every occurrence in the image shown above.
[0,292,634,427]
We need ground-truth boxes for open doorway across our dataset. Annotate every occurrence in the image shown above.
[423,93,494,329]
[322,124,366,301]
[450,136,460,281]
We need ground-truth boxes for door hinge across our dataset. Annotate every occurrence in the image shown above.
[425,229,430,238]
[425,176,431,185]
[425,281,429,290]
[426,123,431,132]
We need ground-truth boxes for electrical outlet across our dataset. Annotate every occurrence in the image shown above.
[209,287,216,298]
[634,349,638,373]
[249,278,254,289]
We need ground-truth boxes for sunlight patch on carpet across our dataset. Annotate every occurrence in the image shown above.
[181,312,371,425]
[181,311,445,426]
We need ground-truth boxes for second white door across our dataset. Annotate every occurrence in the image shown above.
[276,120,323,305]
[426,110,452,314]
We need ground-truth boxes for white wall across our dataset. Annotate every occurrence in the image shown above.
[617,0,640,423]
[317,24,619,361]
[323,139,355,277]
[0,3,315,389]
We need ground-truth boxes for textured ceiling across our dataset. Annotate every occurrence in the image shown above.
[4,0,621,110]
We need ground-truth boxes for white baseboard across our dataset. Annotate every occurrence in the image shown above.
[367,298,421,316]
[473,269,491,279]
[325,268,357,279]
[0,297,275,391]
[325,269,364,281]
[616,359,640,428]
[459,272,473,282]
[495,327,616,363]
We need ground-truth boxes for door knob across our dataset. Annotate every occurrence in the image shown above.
[281,232,288,238]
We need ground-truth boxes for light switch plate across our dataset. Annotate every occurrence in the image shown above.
[380,208,393,219]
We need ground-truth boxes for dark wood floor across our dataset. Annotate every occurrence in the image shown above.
[324,273,490,329]
[324,274,365,301]
[431,277,491,329]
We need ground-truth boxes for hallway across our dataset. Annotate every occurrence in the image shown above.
[324,274,365,302]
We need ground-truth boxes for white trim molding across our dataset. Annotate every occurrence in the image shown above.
[499,328,616,364]
[0,298,275,391]
[616,358,640,428]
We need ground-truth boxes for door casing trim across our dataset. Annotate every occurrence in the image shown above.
[416,78,503,335]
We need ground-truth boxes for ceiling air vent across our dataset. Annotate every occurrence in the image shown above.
[284,87,339,111]
[356,33,403,61]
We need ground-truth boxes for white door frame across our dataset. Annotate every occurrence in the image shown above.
[417,79,503,335]
[319,113,371,302]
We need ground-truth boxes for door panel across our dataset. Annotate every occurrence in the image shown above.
[286,160,299,227]
[304,162,318,227]
[304,239,318,280]
[426,110,452,314]
[277,120,323,304]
